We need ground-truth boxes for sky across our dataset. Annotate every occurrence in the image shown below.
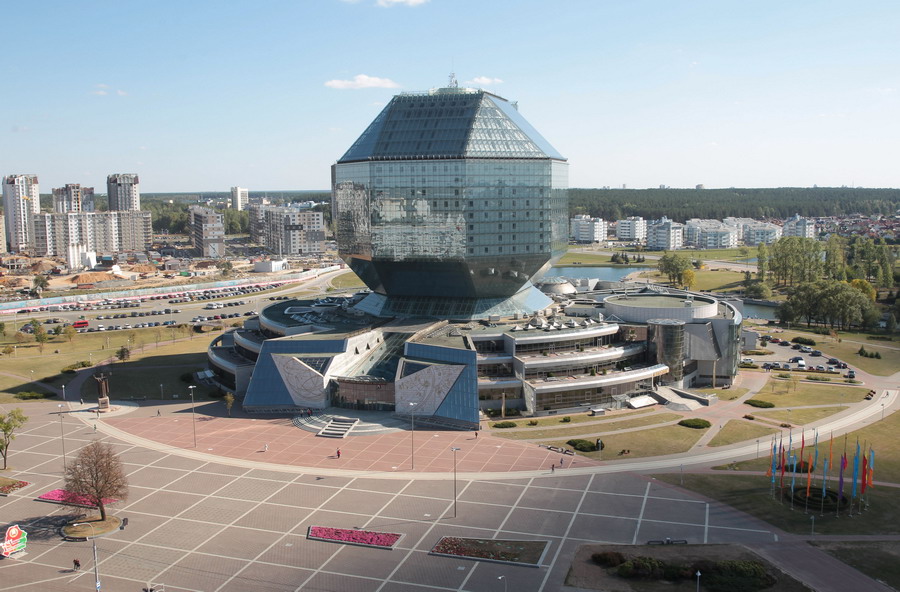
[2,0,899,193]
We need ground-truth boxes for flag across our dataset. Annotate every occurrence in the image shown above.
[812,430,819,472]
[868,448,875,489]
[851,440,860,499]
[861,452,868,495]
[766,438,775,480]
[790,454,797,492]
[780,439,786,487]
[806,453,813,498]
[800,431,806,466]
[838,453,847,500]
[821,454,827,499]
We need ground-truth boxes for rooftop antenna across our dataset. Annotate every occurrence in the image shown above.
[448,71,458,88]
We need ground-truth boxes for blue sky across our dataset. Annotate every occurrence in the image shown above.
[2,0,899,192]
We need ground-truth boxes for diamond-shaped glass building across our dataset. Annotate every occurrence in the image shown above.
[332,86,568,319]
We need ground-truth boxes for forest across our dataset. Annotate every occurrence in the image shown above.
[568,187,900,221]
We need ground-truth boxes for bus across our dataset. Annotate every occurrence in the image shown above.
[73,320,89,329]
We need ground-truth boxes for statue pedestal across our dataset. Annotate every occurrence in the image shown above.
[98,396,111,413]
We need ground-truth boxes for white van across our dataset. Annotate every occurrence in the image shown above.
[796,360,806,369]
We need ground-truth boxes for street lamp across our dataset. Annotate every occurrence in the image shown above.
[756,439,760,459]
[450,447,461,518]
[62,384,66,402]
[695,570,701,592]
[882,403,886,421]
[409,401,417,470]
[73,522,101,591]
[160,383,164,400]
[58,404,67,470]
[88,352,92,366]
[188,385,197,447]
[498,576,507,592]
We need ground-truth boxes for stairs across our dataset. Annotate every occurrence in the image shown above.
[317,417,359,438]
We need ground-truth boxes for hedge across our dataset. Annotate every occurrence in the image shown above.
[566,438,598,452]
[492,421,517,429]
[791,336,817,346]
[745,399,775,408]
[678,418,712,429]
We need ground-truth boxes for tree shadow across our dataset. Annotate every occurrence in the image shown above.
[3,512,83,542]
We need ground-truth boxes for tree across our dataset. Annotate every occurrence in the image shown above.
[32,274,49,295]
[0,322,5,336]
[2,345,13,356]
[33,323,49,353]
[849,279,877,302]
[216,261,234,277]
[756,243,769,282]
[63,325,77,342]
[116,345,131,362]
[224,392,235,417]
[681,268,696,290]
[63,441,129,521]
[0,408,28,470]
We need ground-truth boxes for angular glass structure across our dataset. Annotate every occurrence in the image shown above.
[333,86,567,319]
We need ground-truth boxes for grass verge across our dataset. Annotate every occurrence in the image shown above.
[811,541,900,590]
[549,424,706,459]
[492,413,681,441]
[707,420,779,447]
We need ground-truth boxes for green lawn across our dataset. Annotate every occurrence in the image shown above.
[491,412,681,441]
[330,271,365,289]
[638,269,748,293]
[752,379,867,407]
[695,386,749,401]
[755,406,848,425]
[812,542,900,590]
[550,424,706,459]
[641,248,752,262]
[707,420,779,447]
[655,473,900,535]
[488,408,652,428]
[556,252,651,266]
[775,328,900,376]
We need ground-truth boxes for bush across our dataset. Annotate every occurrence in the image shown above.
[743,414,755,420]
[779,422,792,428]
[617,556,666,579]
[492,421,517,429]
[61,360,92,374]
[806,375,831,382]
[791,336,816,346]
[678,418,712,429]
[561,416,572,423]
[738,362,758,368]
[776,373,791,378]
[703,559,776,592]
[566,438,597,452]
[527,420,538,426]
[745,399,775,408]
[591,551,625,567]
[15,390,53,400]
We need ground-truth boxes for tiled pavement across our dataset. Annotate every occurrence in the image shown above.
[0,402,888,592]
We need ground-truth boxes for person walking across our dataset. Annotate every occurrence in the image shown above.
[73,558,81,571]
[264,443,268,452]
[157,409,161,417]
[560,456,565,468]
[550,463,555,473]
[79,398,84,405]
[336,448,341,459]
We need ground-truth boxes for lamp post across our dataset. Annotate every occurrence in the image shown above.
[159,383,164,400]
[62,384,66,402]
[58,404,67,470]
[188,385,197,447]
[88,352,92,366]
[409,401,417,470]
[882,403,886,421]
[756,439,760,459]
[498,576,507,592]
[695,570,701,592]
[450,447,461,518]
[73,522,101,591]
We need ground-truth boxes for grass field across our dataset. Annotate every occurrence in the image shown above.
[329,271,365,289]
[707,420,779,447]
[755,406,848,425]
[695,386,749,401]
[774,328,900,376]
[654,473,900,535]
[751,379,867,407]
[488,408,652,428]
[556,252,652,266]
[491,412,681,441]
[812,541,900,590]
[641,248,752,262]
[635,269,748,293]
[548,424,706,459]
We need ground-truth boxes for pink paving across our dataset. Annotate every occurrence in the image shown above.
[106,414,600,473]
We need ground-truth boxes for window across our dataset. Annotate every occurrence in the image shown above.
[468,224,473,231]
[498,235,502,241]
[498,224,502,229]
[469,213,474,219]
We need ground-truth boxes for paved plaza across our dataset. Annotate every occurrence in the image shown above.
[0,400,892,592]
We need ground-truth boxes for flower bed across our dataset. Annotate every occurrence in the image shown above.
[36,489,118,508]
[0,479,30,495]
[307,526,402,550]
[430,537,550,567]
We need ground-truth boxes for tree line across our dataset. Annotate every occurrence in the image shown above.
[760,236,895,288]
[569,187,900,223]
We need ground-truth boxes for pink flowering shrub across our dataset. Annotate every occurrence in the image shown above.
[308,526,401,548]
[37,489,118,507]
[0,480,29,495]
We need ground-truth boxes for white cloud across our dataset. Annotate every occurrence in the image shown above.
[95,83,109,89]
[466,76,503,86]
[117,89,128,96]
[91,90,108,96]
[10,125,29,133]
[376,0,429,6]
[325,74,400,90]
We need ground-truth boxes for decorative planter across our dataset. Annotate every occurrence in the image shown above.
[0,480,29,496]
[307,526,403,550]
[430,537,550,567]
[36,489,118,508]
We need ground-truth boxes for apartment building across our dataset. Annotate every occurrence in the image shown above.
[2,174,40,253]
[646,217,684,250]
[189,206,226,257]
[107,174,141,211]
[570,214,606,243]
[616,216,647,242]
[231,186,249,211]
[249,204,325,255]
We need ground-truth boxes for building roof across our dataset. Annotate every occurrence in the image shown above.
[338,87,565,163]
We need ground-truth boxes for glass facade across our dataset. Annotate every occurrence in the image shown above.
[333,88,567,309]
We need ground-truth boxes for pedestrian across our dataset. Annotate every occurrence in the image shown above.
[73,559,81,571]
[157,409,161,417]
[264,443,268,452]
[93,424,97,433]
[336,448,341,459]
[474,430,478,439]
[550,463,554,473]
[560,456,565,468]
[79,398,84,405]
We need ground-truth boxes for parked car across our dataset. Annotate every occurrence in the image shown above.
[827,358,840,365]
[846,370,856,379]
[811,350,822,356]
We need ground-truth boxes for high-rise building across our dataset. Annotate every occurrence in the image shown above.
[52,184,94,214]
[647,217,684,250]
[332,86,568,319]
[2,174,40,253]
[783,214,816,239]
[248,204,325,255]
[189,206,225,257]
[616,216,647,242]
[107,174,141,211]
[570,214,606,243]
[231,186,249,211]
[684,219,739,249]
[32,210,152,268]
